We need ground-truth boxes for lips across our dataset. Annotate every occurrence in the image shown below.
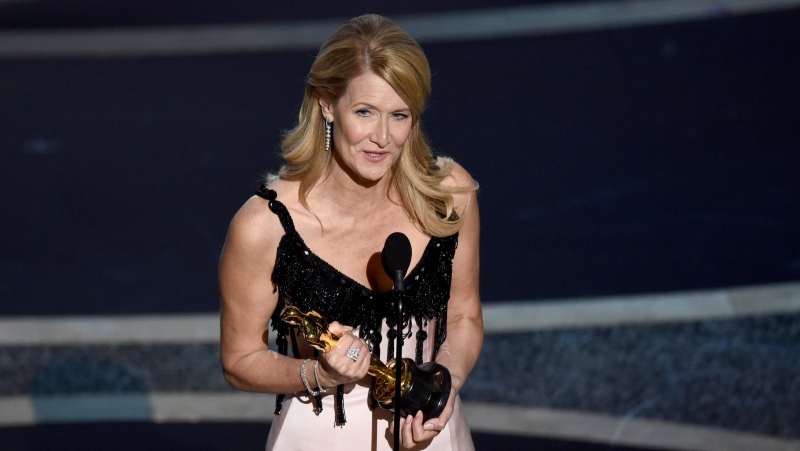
[363,150,389,162]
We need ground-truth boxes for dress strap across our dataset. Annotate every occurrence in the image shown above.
[254,184,299,417]
[254,184,297,235]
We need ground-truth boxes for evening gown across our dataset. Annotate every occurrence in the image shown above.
[255,186,475,451]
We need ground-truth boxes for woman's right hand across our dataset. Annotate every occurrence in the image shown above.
[315,322,371,388]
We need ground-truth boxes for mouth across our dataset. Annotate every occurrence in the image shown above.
[363,150,389,162]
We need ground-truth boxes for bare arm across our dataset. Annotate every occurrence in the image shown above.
[396,161,483,447]
[219,195,303,393]
[435,162,483,393]
[219,195,369,394]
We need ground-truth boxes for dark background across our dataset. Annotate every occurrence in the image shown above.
[2,0,568,28]
[1,4,799,316]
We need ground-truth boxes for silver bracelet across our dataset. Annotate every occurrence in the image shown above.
[300,358,320,396]
[313,359,331,394]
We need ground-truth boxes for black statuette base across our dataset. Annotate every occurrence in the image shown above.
[377,359,452,422]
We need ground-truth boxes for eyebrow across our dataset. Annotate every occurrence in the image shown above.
[351,101,410,114]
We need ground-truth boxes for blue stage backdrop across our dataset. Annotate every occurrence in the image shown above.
[1,7,799,315]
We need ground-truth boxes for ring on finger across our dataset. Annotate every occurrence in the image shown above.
[346,347,360,362]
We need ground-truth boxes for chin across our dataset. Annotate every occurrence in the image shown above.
[335,152,397,185]
[356,172,390,185]
[353,167,393,185]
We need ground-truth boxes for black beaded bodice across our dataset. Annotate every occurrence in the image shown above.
[254,185,458,422]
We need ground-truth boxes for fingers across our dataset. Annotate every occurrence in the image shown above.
[326,321,353,335]
[395,411,442,449]
[422,415,446,434]
[386,382,459,447]
[401,395,454,448]
[346,337,371,378]
[316,331,370,386]
[402,411,421,446]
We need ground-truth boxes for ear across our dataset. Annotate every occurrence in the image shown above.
[319,98,334,122]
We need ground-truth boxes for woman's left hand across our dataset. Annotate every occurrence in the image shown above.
[388,386,456,449]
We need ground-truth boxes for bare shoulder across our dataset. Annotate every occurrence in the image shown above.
[436,156,478,216]
[225,180,295,254]
[436,156,476,191]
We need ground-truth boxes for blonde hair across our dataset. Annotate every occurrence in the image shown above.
[278,14,471,237]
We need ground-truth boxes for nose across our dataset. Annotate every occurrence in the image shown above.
[371,117,390,148]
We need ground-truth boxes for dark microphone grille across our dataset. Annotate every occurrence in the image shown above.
[381,232,413,277]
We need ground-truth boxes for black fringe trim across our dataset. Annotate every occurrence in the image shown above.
[335,384,346,426]
[273,327,289,415]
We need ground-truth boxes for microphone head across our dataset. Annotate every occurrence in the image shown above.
[381,232,413,278]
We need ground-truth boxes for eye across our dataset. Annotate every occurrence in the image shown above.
[392,112,410,120]
[356,109,371,117]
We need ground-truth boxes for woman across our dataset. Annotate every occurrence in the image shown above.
[219,14,482,450]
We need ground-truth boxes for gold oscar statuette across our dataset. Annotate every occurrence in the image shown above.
[280,305,451,420]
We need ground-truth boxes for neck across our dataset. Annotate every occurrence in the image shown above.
[311,167,397,214]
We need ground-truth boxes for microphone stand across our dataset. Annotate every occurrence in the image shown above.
[393,268,404,450]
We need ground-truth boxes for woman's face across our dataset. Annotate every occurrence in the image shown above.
[320,71,413,185]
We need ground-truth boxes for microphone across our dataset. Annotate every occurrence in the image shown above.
[381,232,412,292]
[382,232,412,449]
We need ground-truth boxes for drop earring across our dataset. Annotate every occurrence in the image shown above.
[325,117,332,152]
